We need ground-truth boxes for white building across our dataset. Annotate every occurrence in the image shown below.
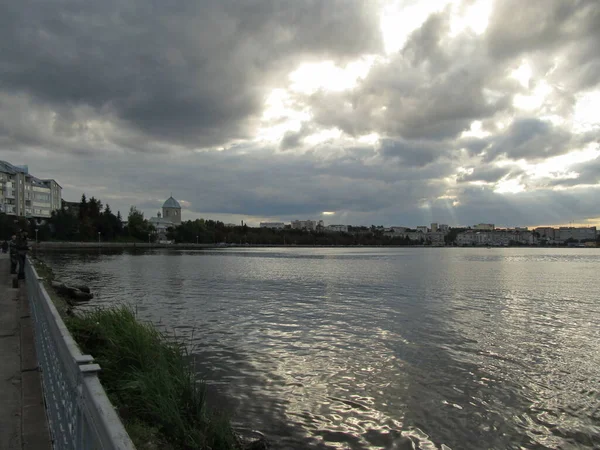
[430,223,438,233]
[416,226,428,233]
[407,231,426,241]
[457,229,536,246]
[291,220,316,231]
[557,227,596,242]
[149,196,182,241]
[260,222,285,229]
[325,224,348,233]
[0,160,62,219]
[457,231,498,246]
[535,227,556,240]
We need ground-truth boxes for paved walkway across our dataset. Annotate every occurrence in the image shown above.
[0,254,51,450]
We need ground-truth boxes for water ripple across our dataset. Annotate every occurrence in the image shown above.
[40,247,600,449]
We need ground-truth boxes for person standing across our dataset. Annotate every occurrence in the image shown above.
[16,231,29,280]
[9,234,18,274]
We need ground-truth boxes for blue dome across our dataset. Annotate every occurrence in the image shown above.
[162,196,181,209]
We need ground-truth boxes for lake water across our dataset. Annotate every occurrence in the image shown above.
[39,247,600,449]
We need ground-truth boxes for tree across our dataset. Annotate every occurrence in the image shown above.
[0,213,22,240]
[78,194,88,222]
[115,211,124,236]
[97,204,120,240]
[77,193,95,240]
[88,197,103,223]
[445,227,467,245]
[127,206,155,242]
[49,208,79,241]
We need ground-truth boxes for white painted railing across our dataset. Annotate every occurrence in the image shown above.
[25,259,136,450]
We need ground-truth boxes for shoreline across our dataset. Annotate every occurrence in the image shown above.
[33,241,597,250]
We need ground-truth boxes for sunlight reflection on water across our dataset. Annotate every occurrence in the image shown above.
[41,247,600,449]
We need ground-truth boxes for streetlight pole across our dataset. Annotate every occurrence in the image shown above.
[98,232,101,245]
[148,233,151,245]
[35,228,39,244]
[196,235,198,245]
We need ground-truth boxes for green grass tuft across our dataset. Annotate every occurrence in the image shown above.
[66,306,239,450]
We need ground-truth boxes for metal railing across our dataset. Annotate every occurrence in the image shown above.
[25,259,136,450]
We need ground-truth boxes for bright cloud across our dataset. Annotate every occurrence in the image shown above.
[288,59,375,95]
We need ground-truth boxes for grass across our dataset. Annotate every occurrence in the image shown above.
[66,306,240,450]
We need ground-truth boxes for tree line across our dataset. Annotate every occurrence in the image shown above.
[4,193,596,246]
[0,194,156,242]
[167,219,443,246]
[0,194,445,245]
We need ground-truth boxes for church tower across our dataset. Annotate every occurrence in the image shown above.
[162,196,182,225]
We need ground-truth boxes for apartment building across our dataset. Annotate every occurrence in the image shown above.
[535,227,556,240]
[260,222,285,229]
[457,229,536,246]
[557,227,597,242]
[325,224,348,233]
[291,220,316,231]
[0,161,62,219]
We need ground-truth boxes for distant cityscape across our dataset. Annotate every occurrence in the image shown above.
[260,221,598,247]
[1,160,598,247]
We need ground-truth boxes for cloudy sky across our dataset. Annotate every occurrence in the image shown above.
[1,0,599,227]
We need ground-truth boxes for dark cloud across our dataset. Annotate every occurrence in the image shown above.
[280,123,314,150]
[545,152,600,187]
[402,11,451,71]
[379,138,448,167]
[457,165,521,184]
[486,0,587,59]
[481,118,575,162]
[486,0,600,90]
[0,0,382,148]
[459,137,491,156]
[9,140,600,228]
[447,185,600,228]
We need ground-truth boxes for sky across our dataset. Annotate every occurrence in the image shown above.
[1,0,599,228]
